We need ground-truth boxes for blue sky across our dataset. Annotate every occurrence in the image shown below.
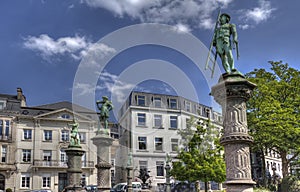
[1,0,299,120]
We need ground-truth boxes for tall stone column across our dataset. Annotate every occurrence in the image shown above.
[91,131,113,191]
[65,147,85,191]
[211,73,256,192]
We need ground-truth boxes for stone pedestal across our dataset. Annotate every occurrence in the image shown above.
[91,131,114,191]
[165,164,171,192]
[126,166,133,192]
[211,73,256,192]
[65,146,85,191]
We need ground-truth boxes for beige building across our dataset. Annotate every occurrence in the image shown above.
[115,91,223,189]
[0,88,119,192]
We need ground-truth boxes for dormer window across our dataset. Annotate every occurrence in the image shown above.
[0,100,6,110]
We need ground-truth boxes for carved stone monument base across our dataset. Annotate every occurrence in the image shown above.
[65,146,85,191]
[211,73,256,192]
[91,132,114,191]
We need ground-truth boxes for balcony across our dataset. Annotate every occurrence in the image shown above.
[0,135,12,142]
[33,160,94,168]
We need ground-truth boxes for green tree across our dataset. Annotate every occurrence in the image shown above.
[170,118,226,192]
[246,61,300,179]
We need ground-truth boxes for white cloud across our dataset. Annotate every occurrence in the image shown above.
[23,34,116,62]
[242,0,275,24]
[172,23,191,33]
[239,24,251,30]
[83,0,232,30]
[98,71,135,103]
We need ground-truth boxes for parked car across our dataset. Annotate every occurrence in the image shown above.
[85,185,98,192]
[110,182,142,192]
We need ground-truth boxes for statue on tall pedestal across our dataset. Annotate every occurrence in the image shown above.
[96,96,113,133]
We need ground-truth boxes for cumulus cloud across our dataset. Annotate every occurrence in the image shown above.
[83,0,233,30]
[242,0,275,24]
[98,71,136,103]
[23,34,116,62]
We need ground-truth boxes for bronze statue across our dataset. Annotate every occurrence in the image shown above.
[69,120,80,147]
[212,13,239,74]
[96,96,113,130]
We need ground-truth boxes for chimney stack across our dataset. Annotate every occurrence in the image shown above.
[17,88,26,107]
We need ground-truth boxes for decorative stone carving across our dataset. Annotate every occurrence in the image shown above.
[92,133,114,191]
[211,73,256,192]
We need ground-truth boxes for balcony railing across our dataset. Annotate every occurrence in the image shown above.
[33,160,94,168]
[0,135,12,142]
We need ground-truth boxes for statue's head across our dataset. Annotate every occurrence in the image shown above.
[219,13,231,23]
[102,96,109,101]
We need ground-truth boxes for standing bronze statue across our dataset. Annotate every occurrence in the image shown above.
[206,11,240,76]
[96,96,113,131]
[213,13,239,74]
[213,13,239,73]
[69,120,80,147]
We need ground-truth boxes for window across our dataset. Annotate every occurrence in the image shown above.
[169,99,177,109]
[61,130,69,141]
[43,150,52,161]
[44,130,52,141]
[137,113,146,126]
[21,174,30,188]
[82,153,87,167]
[42,175,51,188]
[154,115,162,128]
[203,108,210,118]
[155,137,163,151]
[1,145,7,162]
[61,114,70,119]
[156,161,164,176]
[185,101,191,112]
[79,132,86,143]
[22,149,31,162]
[139,161,148,170]
[0,120,3,135]
[137,95,145,106]
[60,149,67,166]
[170,116,178,129]
[0,101,6,110]
[23,129,32,140]
[138,137,147,150]
[171,138,179,152]
[5,120,9,137]
[154,97,161,108]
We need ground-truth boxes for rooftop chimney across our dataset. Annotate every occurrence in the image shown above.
[17,88,26,107]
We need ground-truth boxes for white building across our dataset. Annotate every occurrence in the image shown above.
[115,91,223,188]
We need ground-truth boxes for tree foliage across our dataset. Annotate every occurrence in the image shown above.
[246,61,300,178]
[170,118,226,191]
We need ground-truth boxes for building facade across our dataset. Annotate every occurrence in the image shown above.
[0,88,119,192]
[115,91,223,188]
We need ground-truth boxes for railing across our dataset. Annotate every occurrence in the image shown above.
[0,135,12,142]
[33,160,94,168]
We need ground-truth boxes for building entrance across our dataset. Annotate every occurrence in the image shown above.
[58,173,68,192]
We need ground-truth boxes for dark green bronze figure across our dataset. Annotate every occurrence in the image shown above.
[213,13,239,74]
[96,96,113,131]
[69,120,80,147]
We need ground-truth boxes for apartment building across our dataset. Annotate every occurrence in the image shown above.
[0,88,119,192]
[115,91,223,188]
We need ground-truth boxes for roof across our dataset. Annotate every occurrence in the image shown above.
[33,101,96,113]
